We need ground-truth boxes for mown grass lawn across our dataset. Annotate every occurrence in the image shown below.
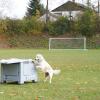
[0,49,100,100]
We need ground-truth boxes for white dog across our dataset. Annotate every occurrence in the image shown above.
[33,54,61,84]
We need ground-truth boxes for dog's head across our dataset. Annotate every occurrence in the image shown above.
[33,54,44,66]
[35,54,44,63]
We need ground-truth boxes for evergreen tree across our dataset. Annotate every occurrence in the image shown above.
[26,0,45,17]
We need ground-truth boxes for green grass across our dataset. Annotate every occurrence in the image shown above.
[0,49,100,100]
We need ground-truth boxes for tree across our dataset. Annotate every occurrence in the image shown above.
[77,9,96,37]
[26,0,45,17]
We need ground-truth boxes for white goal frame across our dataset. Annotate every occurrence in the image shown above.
[49,37,86,50]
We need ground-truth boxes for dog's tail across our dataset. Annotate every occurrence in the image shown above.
[53,70,61,75]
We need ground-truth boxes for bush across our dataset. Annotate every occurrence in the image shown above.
[0,19,7,34]
[47,17,70,35]
[94,15,100,33]
[76,9,97,37]
[0,17,45,35]
[22,17,45,35]
[6,19,25,34]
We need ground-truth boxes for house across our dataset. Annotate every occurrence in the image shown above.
[51,1,89,20]
[39,1,93,22]
[38,12,60,22]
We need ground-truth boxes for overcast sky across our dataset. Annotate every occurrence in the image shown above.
[0,0,98,19]
[0,0,29,19]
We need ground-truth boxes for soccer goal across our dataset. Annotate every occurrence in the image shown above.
[49,37,86,50]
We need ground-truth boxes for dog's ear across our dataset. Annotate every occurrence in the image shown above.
[36,54,44,60]
[37,54,43,56]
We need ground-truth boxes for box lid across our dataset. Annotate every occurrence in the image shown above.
[0,58,33,64]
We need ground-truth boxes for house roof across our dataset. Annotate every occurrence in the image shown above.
[52,1,88,12]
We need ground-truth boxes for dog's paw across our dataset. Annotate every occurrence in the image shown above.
[32,60,34,63]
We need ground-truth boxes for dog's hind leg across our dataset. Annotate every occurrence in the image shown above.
[44,72,49,82]
[44,76,49,82]
[44,75,52,84]
[49,73,53,84]
[44,72,53,84]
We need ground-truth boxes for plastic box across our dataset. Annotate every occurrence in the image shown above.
[0,58,38,84]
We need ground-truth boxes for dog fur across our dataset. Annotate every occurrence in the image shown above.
[33,54,60,83]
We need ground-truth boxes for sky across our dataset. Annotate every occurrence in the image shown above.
[0,0,29,19]
[0,0,98,19]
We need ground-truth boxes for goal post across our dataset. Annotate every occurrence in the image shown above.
[49,37,86,50]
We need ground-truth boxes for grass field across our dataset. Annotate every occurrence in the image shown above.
[0,49,100,100]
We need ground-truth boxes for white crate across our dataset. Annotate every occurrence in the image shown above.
[0,58,38,84]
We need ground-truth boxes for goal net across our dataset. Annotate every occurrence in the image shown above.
[49,37,86,50]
